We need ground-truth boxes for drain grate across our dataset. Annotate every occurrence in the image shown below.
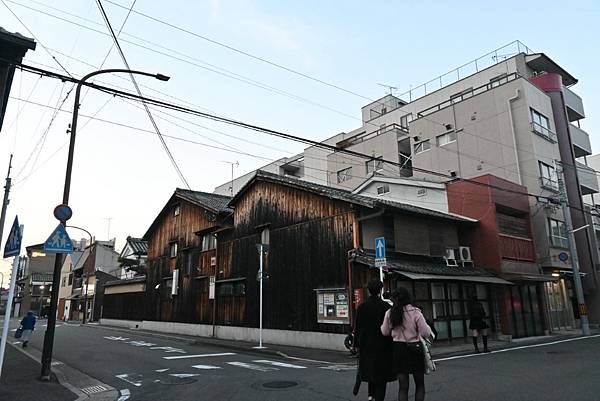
[81,385,108,394]
[262,381,298,389]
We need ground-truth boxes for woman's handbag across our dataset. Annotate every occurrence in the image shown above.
[14,326,23,339]
[420,335,436,374]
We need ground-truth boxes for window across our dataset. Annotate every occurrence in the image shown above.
[530,108,553,141]
[538,161,558,190]
[450,87,473,104]
[201,234,216,251]
[68,273,73,286]
[400,113,412,129]
[437,131,457,146]
[366,157,384,174]
[336,167,352,183]
[61,277,67,287]
[414,140,431,154]
[497,211,530,237]
[376,184,390,195]
[174,204,181,216]
[169,242,178,258]
[549,219,568,248]
[489,73,508,88]
[218,281,246,296]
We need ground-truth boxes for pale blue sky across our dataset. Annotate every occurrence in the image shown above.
[0,0,599,279]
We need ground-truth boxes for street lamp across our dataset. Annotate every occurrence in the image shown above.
[40,68,170,381]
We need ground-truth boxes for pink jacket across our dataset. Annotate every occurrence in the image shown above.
[381,305,432,342]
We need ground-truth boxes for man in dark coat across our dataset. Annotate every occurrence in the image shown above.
[354,280,394,401]
[468,296,490,353]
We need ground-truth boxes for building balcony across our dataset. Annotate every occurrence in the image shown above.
[563,86,585,122]
[570,124,592,158]
[499,234,535,261]
[577,162,599,195]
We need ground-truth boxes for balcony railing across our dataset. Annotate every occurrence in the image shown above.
[576,162,599,195]
[336,123,408,149]
[499,234,535,261]
[563,86,585,121]
[569,124,592,158]
[531,122,557,143]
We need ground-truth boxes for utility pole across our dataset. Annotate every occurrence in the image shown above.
[0,155,13,249]
[557,171,591,336]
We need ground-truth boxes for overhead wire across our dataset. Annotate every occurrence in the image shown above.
[95,0,191,189]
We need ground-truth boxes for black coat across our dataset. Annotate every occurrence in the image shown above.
[354,295,395,383]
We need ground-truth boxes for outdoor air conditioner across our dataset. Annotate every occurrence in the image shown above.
[445,248,458,267]
[458,246,472,262]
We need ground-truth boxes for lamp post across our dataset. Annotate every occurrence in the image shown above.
[40,68,170,381]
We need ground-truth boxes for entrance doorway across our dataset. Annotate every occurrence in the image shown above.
[510,284,544,338]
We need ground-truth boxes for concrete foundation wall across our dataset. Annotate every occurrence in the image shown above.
[100,319,347,351]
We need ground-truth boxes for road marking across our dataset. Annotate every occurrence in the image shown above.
[127,340,156,347]
[227,362,278,372]
[115,374,143,387]
[191,365,222,370]
[319,364,357,371]
[149,346,186,353]
[169,373,200,378]
[12,341,21,344]
[117,389,130,401]
[155,368,169,373]
[163,352,236,360]
[104,336,130,341]
[433,334,600,362]
[253,360,306,369]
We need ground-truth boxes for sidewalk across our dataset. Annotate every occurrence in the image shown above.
[0,344,76,401]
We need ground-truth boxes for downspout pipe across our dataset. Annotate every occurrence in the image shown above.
[507,89,522,185]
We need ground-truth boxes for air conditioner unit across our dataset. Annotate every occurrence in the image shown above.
[458,246,472,262]
[445,248,458,267]
[210,256,217,267]
[171,269,179,296]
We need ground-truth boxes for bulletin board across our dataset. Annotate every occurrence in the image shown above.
[315,288,350,324]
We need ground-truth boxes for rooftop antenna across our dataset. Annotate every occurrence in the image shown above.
[377,83,398,96]
[221,161,239,196]
[103,217,113,240]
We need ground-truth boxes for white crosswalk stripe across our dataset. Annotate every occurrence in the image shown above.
[227,361,278,372]
[191,364,222,370]
[252,360,307,369]
[163,352,236,360]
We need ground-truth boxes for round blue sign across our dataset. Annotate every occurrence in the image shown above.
[53,204,73,222]
[558,252,569,262]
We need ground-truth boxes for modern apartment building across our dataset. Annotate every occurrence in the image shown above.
[214,41,598,329]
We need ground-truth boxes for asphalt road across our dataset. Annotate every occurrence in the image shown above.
[8,321,600,401]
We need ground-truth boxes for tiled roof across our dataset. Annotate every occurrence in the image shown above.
[104,275,146,287]
[354,251,495,277]
[176,189,232,213]
[126,237,148,255]
[232,170,474,223]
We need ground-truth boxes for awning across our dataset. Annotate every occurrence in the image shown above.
[500,273,558,283]
[392,271,513,285]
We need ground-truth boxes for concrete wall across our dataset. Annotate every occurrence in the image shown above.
[355,178,448,212]
[100,319,347,351]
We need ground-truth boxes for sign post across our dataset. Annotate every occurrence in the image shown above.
[254,244,268,349]
[374,237,386,283]
[0,220,23,379]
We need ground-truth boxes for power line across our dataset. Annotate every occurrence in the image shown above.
[95,0,191,189]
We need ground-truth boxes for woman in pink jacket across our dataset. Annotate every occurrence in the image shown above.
[381,287,432,401]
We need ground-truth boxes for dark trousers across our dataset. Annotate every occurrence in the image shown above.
[367,382,387,401]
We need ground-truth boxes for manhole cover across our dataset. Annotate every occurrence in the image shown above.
[262,381,298,389]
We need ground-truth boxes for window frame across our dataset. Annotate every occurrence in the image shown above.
[414,139,431,154]
[548,219,569,249]
[376,184,390,195]
[538,161,558,191]
[169,242,178,258]
[530,108,554,141]
[336,167,352,183]
[436,131,457,146]
[201,233,217,252]
[174,204,181,216]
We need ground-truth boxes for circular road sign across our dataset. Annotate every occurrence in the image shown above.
[558,252,569,262]
[53,204,73,222]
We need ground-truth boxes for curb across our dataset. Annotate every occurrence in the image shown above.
[9,342,119,401]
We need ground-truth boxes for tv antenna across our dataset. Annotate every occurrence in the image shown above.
[377,83,398,95]
[221,161,239,196]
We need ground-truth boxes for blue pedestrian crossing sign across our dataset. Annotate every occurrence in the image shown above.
[3,216,22,258]
[375,237,386,259]
[43,224,73,253]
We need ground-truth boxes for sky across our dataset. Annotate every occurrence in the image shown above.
[0,0,599,284]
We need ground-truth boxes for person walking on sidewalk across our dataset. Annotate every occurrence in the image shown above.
[468,296,490,353]
[20,311,36,348]
[381,287,432,401]
[353,280,395,401]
